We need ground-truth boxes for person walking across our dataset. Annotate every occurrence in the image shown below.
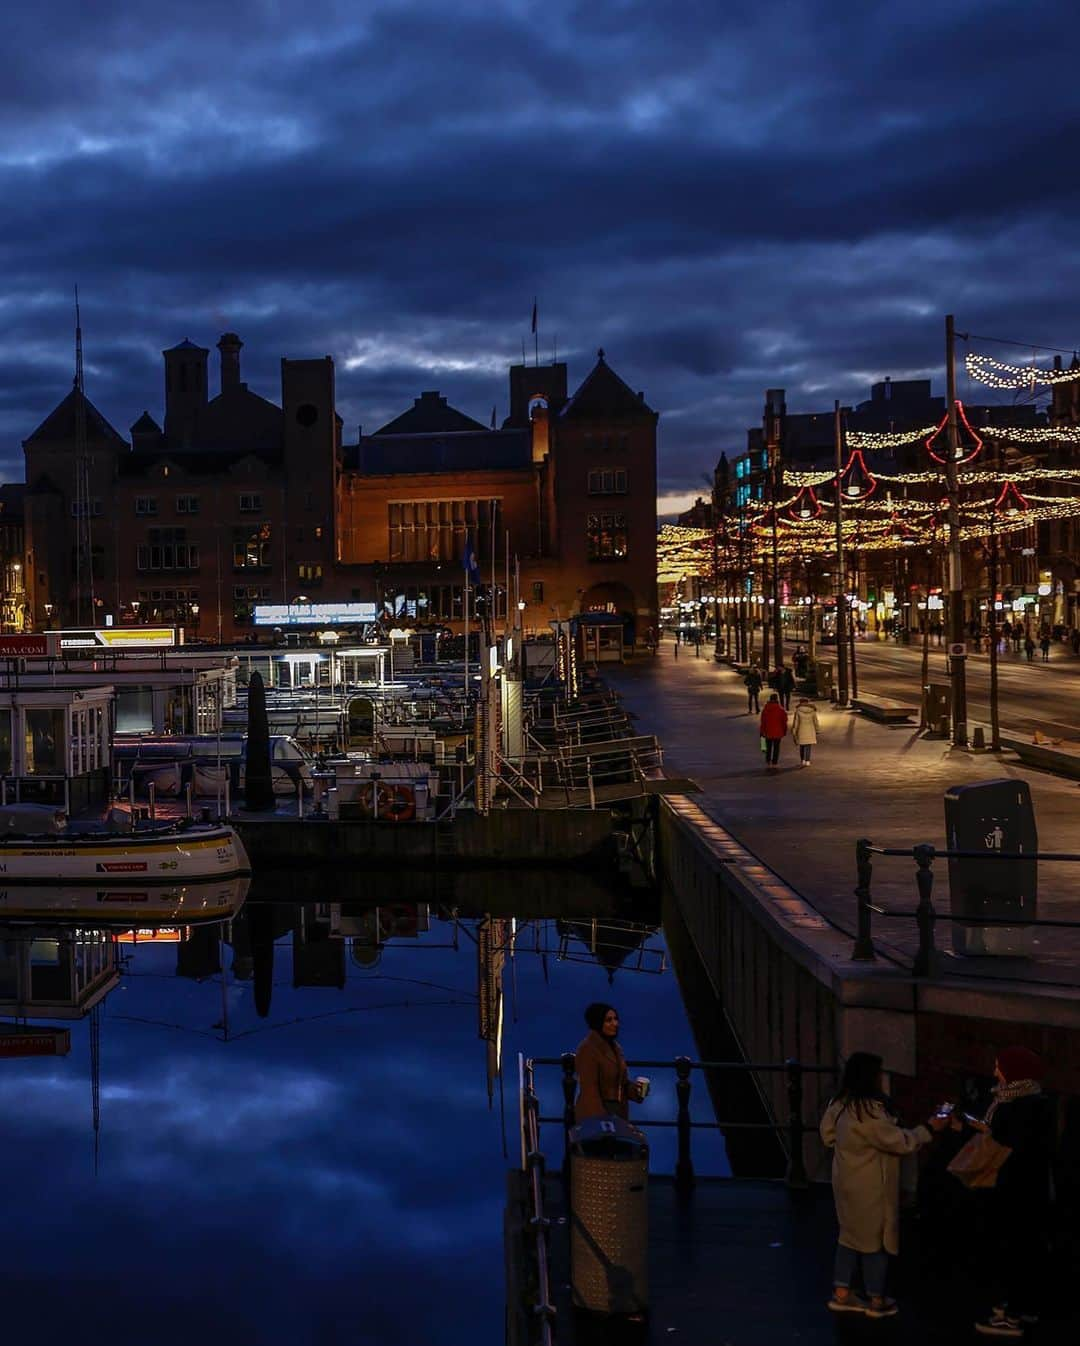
[744,665,763,715]
[820,1052,946,1318]
[1024,633,1036,663]
[759,693,788,770]
[953,1047,1054,1338]
[791,696,819,766]
[1039,633,1051,662]
[573,1002,647,1122]
[780,664,796,710]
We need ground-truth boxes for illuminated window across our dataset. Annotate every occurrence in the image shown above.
[586,513,628,562]
[233,522,272,569]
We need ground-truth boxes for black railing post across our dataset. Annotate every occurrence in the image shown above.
[560,1051,577,1176]
[913,843,939,978]
[674,1056,695,1194]
[853,837,877,961]
[785,1059,809,1189]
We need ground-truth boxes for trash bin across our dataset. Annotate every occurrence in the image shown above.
[813,660,833,701]
[924,683,951,736]
[944,779,1037,956]
[569,1116,649,1315]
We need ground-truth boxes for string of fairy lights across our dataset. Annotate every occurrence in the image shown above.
[659,330,1080,589]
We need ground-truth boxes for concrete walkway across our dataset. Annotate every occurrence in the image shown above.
[608,652,1080,990]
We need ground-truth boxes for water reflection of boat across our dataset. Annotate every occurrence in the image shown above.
[0,807,250,885]
[0,876,250,923]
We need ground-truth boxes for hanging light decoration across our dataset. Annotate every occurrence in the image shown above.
[888,514,919,547]
[994,480,1031,518]
[836,449,877,500]
[926,400,984,465]
[788,485,821,521]
[966,352,1080,390]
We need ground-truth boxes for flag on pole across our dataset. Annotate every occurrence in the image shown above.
[531,299,537,334]
[490,405,497,430]
[463,534,481,584]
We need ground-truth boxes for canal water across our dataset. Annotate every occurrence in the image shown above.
[0,871,726,1345]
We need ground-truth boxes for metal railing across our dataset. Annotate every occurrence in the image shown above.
[528,1053,837,1193]
[853,838,1080,976]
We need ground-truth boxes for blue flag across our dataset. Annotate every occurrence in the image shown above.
[462,535,480,583]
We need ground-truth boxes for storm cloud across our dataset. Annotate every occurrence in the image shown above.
[2,0,1079,508]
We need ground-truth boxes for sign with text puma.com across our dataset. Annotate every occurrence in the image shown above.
[0,634,49,656]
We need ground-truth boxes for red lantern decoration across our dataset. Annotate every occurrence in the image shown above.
[788,486,821,521]
[993,480,1030,516]
[836,450,877,500]
[926,400,983,465]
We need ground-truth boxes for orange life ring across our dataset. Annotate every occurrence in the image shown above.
[382,783,416,823]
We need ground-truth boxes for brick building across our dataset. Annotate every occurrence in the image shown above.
[17,335,658,645]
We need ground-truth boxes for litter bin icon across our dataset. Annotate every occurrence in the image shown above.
[569,1116,649,1315]
[944,779,1037,956]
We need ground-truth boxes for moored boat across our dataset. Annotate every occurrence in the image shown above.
[0,808,251,885]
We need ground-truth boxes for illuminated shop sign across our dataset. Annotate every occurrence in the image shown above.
[58,627,179,650]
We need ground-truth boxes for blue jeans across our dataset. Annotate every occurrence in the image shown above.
[834,1244,888,1298]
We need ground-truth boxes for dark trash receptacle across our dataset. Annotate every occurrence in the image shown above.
[944,778,1037,956]
[925,683,951,736]
[569,1116,649,1316]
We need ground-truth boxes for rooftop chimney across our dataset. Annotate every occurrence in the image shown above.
[218,332,243,395]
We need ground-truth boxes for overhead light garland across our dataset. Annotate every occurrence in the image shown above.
[846,426,939,449]
[977,424,1080,444]
[966,352,1080,389]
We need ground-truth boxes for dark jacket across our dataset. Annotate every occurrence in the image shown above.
[745,669,763,692]
[781,668,796,693]
[989,1093,1054,1216]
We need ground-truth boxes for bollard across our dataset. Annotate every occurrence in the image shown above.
[560,1052,577,1178]
[674,1056,695,1194]
[913,843,939,978]
[148,782,156,821]
[852,838,877,961]
[785,1060,809,1189]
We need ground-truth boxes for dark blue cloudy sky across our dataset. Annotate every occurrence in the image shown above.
[2,0,1079,512]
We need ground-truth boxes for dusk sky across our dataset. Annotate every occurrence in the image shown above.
[3,0,1079,513]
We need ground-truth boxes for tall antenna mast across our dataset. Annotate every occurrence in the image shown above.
[73,288,96,627]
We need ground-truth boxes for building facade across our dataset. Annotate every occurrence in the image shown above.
[16,335,658,645]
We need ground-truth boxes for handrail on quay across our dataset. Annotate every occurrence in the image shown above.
[527,1054,837,1195]
[852,837,1080,975]
[517,1055,556,1346]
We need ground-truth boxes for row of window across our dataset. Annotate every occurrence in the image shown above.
[388,498,500,564]
[587,468,627,496]
[381,583,509,621]
[136,493,267,516]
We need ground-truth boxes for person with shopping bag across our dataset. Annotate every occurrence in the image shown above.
[948,1046,1054,1339]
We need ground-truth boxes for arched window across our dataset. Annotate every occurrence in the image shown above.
[528,394,548,419]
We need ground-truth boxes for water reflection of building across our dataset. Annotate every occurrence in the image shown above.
[555,918,664,981]
[0,926,118,1018]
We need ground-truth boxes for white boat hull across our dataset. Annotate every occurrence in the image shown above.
[0,825,251,885]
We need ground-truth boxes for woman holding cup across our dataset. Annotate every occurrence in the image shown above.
[574,1002,649,1122]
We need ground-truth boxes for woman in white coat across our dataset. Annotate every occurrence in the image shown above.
[790,697,819,766]
[820,1052,946,1317]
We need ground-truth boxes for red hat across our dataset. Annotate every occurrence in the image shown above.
[996,1046,1046,1084]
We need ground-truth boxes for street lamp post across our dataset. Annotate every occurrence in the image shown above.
[833,401,849,707]
[944,314,968,747]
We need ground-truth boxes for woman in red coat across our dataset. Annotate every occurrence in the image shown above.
[759,693,788,769]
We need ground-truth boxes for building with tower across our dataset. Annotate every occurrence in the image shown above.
[16,333,659,645]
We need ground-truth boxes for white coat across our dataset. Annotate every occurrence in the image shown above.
[819,1098,930,1255]
[790,703,819,746]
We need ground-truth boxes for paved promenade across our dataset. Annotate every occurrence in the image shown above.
[608,651,1080,990]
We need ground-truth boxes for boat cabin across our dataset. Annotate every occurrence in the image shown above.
[0,685,113,813]
[0,925,119,1020]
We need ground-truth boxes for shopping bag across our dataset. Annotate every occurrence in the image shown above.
[760,736,767,754]
[946,1131,1012,1189]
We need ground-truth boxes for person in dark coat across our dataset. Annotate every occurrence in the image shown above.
[1024,634,1036,662]
[1039,634,1051,662]
[759,693,788,769]
[780,664,796,710]
[573,1002,646,1123]
[744,666,763,714]
[959,1046,1054,1338]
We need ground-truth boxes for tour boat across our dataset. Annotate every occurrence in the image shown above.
[0,875,251,923]
[0,810,251,886]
